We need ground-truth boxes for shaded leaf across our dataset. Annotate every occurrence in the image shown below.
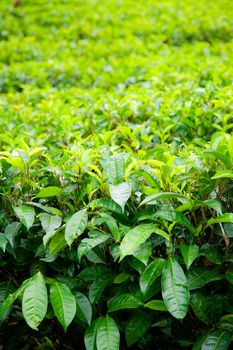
[74,292,92,326]
[108,294,143,312]
[139,258,165,294]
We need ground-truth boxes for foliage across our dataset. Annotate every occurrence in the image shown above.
[0,0,233,349]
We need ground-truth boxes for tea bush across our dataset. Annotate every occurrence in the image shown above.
[0,0,233,349]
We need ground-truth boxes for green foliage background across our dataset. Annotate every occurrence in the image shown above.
[0,0,233,349]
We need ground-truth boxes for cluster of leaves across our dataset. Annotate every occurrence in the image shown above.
[0,0,233,349]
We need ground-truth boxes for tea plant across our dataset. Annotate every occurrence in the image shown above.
[0,0,233,349]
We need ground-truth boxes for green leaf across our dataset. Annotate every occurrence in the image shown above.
[90,199,123,215]
[84,318,102,350]
[161,258,190,319]
[22,272,48,330]
[65,209,88,246]
[39,214,62,245]
[96,316,120,350]
[100,213,121,241]
[153,210,195,233]
[203,200,222,214]
[108,293,143,312]
[139,192,187,207]
[105,153,128,185]
[125,310,153,347]
[201,330,232,350]
[0,234,8,252]
[4,222,21,248]
[144,300,167,311]
[74,292,92,326]
[190,293,213,325]
[219,314,233,333]
[14,205,35,230]
[180,244,199,269]
[49,231,67,255]
[208,213,233,226]
[50,282,76,332]
[154,228,170,241]
[77,234,110,262]
[113,272,130,284]
[109,182,132,212]
[0,282,14,324]
[120,224,155,260]
[89,272,114,304]
[187,267,223,290]
[211,170,233,179]
[36,186,62,198]
[133,240,152,265]
[139,258,165,294]
[0,277,34,322]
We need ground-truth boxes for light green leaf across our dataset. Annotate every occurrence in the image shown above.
[108,293,143,312]
[120,224,155,261]
[139,192,187,207]
[4,222,21,248]
[0,277,34,322]
[0,234,8,252]
[90,199,123,215]
[133,240,152,265]
[36,186,62,198]
[201,330,232,350]
[14,205,35,230]
[49,231,67,255]
[84,318,102,350]
[105,153,128,185]
[109,182,132,212]
[153,210,195,233]
[39,214,62,245]
[77,234,110,262]
[154,228,170,241]
[208,213,233,226]
[211,170,233,179]
[65,209,88,246]
[113,272,130,284]
[139,258,165,294]
[180,244,199,269]
[100,213,121,241]
[74,292,92,326]
[96,316,120,350]
[162,258,190,319]
[50,282,76,332]
[22,272,48,330]
[144,300,167,311]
